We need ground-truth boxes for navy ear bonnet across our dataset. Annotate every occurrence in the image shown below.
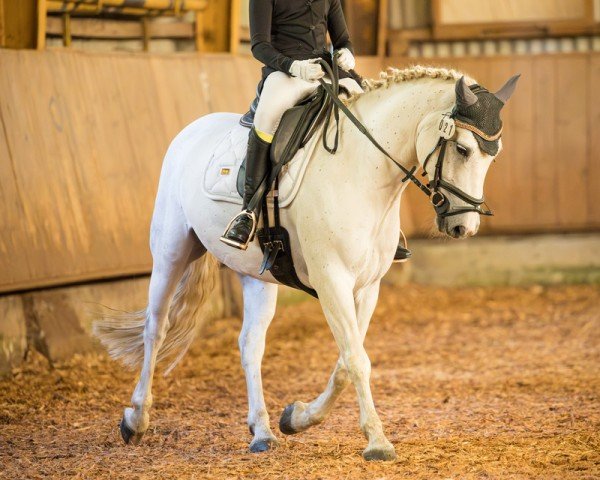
[454,85,505,156]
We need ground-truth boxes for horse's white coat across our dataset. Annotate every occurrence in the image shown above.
[120,71,509,459]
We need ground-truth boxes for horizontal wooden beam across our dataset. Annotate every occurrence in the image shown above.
[47,0,206,16]
[46,15,194,39]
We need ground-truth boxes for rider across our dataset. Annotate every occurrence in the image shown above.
[219,0,362,250]
[220,0,411,262]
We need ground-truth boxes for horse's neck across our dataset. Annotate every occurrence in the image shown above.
[345,80,455,194]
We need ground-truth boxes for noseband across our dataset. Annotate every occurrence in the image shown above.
[421,125,493,218]
[316,59,496,220]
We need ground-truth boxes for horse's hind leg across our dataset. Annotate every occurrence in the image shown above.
[121,228,204,444]
[237,275,279,452]
[279,282,380,435]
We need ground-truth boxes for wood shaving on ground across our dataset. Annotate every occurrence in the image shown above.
[1,284,599,479]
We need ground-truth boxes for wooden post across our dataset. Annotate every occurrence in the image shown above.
[377,0,388,57]
[229,0,240,54]
[194,10,204,51]
[0,0,5,47]
[37,0,47,49]
[0,0,38,48]
[141,16,150,51]
[62,12,71,47]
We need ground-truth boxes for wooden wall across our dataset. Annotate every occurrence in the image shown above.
[0,50,258,293]
[0,50,598,293]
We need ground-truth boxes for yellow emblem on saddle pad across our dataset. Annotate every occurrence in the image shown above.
[220,168,231,175]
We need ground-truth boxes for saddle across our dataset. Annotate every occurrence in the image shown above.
[236,85,331,197]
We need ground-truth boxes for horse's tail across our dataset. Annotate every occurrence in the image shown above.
[93,253,220,375]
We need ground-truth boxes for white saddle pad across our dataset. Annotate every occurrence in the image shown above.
[203,123,318,208]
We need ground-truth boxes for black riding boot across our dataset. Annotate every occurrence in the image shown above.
[220,128,271,250]
[393,232,411,263]
[393,244,412,263]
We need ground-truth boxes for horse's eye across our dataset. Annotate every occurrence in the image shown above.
[456,144,469,157]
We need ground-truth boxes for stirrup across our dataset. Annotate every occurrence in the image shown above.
[393,230,411,264]
[219,210,258,251]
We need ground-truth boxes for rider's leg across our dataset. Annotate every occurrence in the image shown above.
[219,127,271,250]
[220,72,318,250]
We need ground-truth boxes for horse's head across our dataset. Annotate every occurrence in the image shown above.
[416,74,520,239]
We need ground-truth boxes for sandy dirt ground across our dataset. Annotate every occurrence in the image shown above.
[1,284,599,479]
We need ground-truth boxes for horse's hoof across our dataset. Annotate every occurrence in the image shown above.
[279,404,298,435]
[363,444,397,462]
[249,437,277,453]
[120,417,144,445]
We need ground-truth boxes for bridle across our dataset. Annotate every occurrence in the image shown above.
[420,118,494,218]
[317,58,496,220]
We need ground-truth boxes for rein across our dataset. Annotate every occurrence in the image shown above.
[317,59,493,218]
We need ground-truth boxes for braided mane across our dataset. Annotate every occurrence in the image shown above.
[347,65,474,104]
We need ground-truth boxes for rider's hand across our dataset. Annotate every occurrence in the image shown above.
[336,48,355,71]
[289,59,325,82]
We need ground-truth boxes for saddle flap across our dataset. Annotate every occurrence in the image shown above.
[270,87,327,167]
[237,87,328,198]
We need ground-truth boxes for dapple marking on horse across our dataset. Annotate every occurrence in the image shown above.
[94,66,519,461]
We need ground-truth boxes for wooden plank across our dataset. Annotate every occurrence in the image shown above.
[0,0,5,47]
[531,56,559,228]
[45,16,195,39]
[555,55,589,227]
[202,0,231,52]
[432,0,596,40]
[37,0,47,49]
[229,0,240,54]
[506,57,535,229]
[46,0,207,14]
[194,11,204,51]
[0,56,34,285]
[588,55,600,225]
[344,0,379,56]
[2,0,37,48]
[436,0,590,24]
[377,0,389,57]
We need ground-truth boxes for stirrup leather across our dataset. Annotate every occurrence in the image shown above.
[219,210,258,251]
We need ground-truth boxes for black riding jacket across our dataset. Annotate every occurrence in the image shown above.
[250,0,353,80]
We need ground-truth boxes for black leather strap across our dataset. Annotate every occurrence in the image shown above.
[317,60,432,198]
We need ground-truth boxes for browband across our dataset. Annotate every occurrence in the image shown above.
[454,119,502,142]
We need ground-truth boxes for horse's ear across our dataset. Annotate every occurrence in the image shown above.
[455,76,478,109]
[495,74,521,104]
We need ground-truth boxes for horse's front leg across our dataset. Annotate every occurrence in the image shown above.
[279,282,381,435]
[303,270,395,461]
[238,275,279,452]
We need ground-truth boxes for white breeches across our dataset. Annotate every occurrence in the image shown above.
[253,71,364,138]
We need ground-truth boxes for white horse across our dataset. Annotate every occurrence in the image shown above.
[95,66,519,461]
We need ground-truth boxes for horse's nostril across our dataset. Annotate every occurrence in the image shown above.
[452,225,467,238]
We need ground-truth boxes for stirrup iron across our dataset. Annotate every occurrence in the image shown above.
[219,210,258,251]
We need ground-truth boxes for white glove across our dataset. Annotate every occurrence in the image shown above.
[289,59,325,82]
[336,48,355,71]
